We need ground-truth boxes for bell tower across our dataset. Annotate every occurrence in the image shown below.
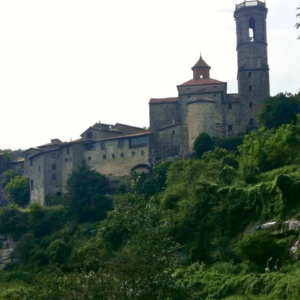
[234,1,270,131]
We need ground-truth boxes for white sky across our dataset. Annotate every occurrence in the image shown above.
[0,0,299,150]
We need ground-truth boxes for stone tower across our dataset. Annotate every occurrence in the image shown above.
[234,1,270,131]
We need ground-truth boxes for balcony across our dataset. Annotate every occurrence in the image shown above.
[236,1,265,11]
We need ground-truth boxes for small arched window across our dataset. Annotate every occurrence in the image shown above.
[249,17,255,42]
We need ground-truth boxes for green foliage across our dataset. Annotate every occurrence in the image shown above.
[48,239,72,265]
[66,159,112,222]
[257,93,300,129]
[215,135,245,152]
[234,231,283,267]
[194,132,215,158]
[3,170,18,186]
[6,176,30,207]
[0,151,11,172]
[238,123,300,173]
[0,205,28,237]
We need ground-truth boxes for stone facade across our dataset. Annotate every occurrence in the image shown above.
[149,0,270,161]
[24,124,150,204]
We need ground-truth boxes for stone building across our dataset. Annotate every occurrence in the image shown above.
[24,123,150,205]
[149,0,269,162]
[23,0,270,204]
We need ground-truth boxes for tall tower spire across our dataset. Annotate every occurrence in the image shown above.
[234,1,270,131]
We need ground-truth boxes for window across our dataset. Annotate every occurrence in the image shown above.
[31,180,33,191]
[228,104,232,109]
[87,132,93,139]
[101,142,106,150]
[103,154,106,160]
[249,102,253,108]
[129,136,148,148]
[68,173,71,178]
[70,157,72,162]
[121,153,124,158]
[52,164,56,170]
[84,143,96,151]
[249,17,255,42]
[88,156,91,161]
[141,150,145,156]
[118,139,125,147]
[248,72,252,78]
[172,130,175,135]
[249,86,252,92]
[65,158,68,162]
[52,174,56,181]
[228,125,233,131]
[250,118,254,126]
[112,154,115,159]
[132,151,135,157]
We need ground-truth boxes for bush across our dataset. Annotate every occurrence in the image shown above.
[234,230,284,268]
[194,132,215,158]
[5,176,30,207]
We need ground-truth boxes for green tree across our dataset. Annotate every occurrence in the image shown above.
[66,160,112,222]
[5,175,30,207]
[296,4,300,39]
[3,169,18,185]
[193,132,215,158]
[257,92,300,129]
[0,150,11,172]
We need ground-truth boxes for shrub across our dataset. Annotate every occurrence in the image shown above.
[194,132,215,158]
[5,176,30,207]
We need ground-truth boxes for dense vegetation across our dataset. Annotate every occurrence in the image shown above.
[2,94,300,299]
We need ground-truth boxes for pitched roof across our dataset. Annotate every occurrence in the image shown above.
[178,78,224,86]
[11,158,25,163]
[192,56,211,69]
[149,97,178,104]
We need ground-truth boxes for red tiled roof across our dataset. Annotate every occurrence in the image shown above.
[149,97,178,104]
[226,93,240,102]
[11,158,25,163]
[179,78,224,86]
[192,56,211,69]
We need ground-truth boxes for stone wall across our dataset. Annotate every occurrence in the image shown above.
[84,136,149,177]
[0,235,17,269]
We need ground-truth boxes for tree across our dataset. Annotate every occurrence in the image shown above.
[3,169,18,185]
[257,93,300,129]
[296,4,300,39]
[5,175,30,207]
[66,159,112,222]
[193,132,215,158]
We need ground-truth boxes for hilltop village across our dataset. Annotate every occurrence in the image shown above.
[7,1,270,205]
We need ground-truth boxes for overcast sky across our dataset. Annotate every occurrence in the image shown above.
[0,0,299,151]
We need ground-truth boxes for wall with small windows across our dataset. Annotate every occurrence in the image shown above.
[25,153,45,205]
[83,134,150,177]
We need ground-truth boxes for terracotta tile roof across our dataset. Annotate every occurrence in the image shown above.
[11,158,25,163]
[179,78,224,86]
[149,97,178,104]
[192,56,211,69]
[226,93,240,102]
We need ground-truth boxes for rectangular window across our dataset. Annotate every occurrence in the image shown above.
[84,143,96,151]
[103,154,106,160]
[228,104,232,109]
[101,142,106,150]
[249,72,252,78]
[249,102,253,108]
[249,86,252,92]
[129,136,148,148]
[112,154,115,159]
[118,139,125,147]
[31,180,33,191]
[52,164,56,170]
[121,153,124,158]
[250,118,254,126]
[52,174,56,181]
[228,125,233,131]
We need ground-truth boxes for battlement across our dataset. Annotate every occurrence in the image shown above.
[235,1,265,11]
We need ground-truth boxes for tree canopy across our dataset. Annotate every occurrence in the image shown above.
[257,92,300,129]
[193,132,215,158]
[6,176,30,207]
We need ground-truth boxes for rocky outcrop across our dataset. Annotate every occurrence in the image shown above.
[0,174,8,207]
[0,234,17,269]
